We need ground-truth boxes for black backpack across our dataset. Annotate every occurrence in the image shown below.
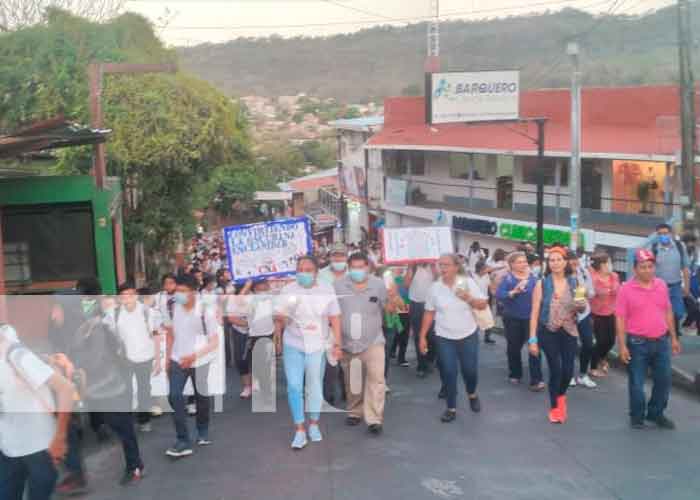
[651,239,686,268]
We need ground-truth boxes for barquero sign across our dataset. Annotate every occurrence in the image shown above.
[426,70,520,124]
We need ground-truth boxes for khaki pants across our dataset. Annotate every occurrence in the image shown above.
[341,343,386,425]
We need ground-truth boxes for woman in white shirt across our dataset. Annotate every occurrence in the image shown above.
[419,254,489,423]
[274,256,342,450]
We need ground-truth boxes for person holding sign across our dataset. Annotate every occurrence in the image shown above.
[274,256,342,450]
[419,254,488,423]
[405,263,438,378]
[335,252,396,435]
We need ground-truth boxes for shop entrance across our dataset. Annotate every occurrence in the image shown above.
[497,176,513,210]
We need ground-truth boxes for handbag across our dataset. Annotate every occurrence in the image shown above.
[471,304,495,331]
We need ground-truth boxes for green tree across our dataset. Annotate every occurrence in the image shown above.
[298,140,335,169]
[0,9,252,277]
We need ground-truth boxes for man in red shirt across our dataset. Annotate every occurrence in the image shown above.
[616,249,682,430]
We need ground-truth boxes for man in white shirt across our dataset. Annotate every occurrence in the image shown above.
[109,283,161,433]
[405,263,438,378]
[0,324,74,500]
[165,275,220,458]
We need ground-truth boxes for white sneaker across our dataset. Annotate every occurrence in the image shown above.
[385,385,391,394]
[150,405,163,417]
[186,403,197,416]
[240,387,252,399]
[569,377,577,387]
[577,374,597,389]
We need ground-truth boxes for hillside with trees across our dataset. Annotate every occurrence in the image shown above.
[178,5,692,103]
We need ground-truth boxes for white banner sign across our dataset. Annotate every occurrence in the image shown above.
[382,226,454,264]
[224,217,312,283]
[430,70,520,124]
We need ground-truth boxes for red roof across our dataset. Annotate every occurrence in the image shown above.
[369,86,695,159]
[287,175,338,192]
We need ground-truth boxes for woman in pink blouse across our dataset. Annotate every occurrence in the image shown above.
[589,252,620,377]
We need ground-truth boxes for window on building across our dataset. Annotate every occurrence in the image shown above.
[521,157,567,186]
[449,153,470,180]
[472,154,493,181]
[409,151,425,176]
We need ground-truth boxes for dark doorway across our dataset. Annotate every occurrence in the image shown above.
[497,176,513,210]
[581,160,603,210]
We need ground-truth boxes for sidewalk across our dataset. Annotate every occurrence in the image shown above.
[608,334,700,396]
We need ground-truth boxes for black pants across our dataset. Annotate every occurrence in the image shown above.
[128,360,152,424]
[503,316,543,384]
[232,327,250,376]
[0,450,57,500]
[65,398,143,474]
[223,320,234,367]
[410,301,436,372]
[539,328,577,408]
[591,314,616,370]
[390,313,410,363]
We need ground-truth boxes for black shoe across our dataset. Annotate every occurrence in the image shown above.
[437,387,447,399]
[120,467,145,486]
[441,409,457,423]
[630,419,647,430]
[368,424,383,435]
[416,370,427,379]
[469,396,481,413]
[345,416,362,426]
[646,415,676,430]
[484,334,496,345]
[389,352,397,359]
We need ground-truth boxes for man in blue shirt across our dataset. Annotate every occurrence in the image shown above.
[646,223,690,337]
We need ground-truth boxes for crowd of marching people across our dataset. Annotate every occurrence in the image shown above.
[2,220,695,499]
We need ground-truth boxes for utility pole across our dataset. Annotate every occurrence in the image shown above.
[536,119,546,259]
[567,41,581,250]
[88,62,177,286]
[678,0,697,229]
[425,0,440,73]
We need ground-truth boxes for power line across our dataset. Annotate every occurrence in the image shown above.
[319,0,393,21]
[164,0,598,31]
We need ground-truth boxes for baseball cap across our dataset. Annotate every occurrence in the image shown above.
[634,248,656,265]
[329,243,347,255]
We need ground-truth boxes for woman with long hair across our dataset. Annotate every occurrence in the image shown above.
[589,252,620,378]
[419,254,489,422]
[529,246,583,424]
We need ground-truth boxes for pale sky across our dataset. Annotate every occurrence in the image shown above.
[124,0,677,46]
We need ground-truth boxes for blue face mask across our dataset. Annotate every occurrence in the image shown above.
[330,262,347,272]
[658,234,672,246]
[174,292,189,305]
[349,269,368,283]
[296,272,315,288]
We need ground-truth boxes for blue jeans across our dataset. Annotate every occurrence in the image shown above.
[435,332,479,410]
[0,450,57,500]
[283,344,326,425]
[539,328,577,408]
[168,361,211,445]
[577,315,594,375]
[627,334,672,422]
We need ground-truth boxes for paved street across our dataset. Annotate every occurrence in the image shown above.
[85,337,700,500]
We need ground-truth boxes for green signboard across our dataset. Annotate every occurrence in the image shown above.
[499,222,584,248]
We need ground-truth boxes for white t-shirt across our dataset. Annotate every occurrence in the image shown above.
[171,301,219,367]
[156,291,175,330]
[226,294,249,334]
[113,303,157,364]
[408,266,435,303]
[274,281,341,353]
[471,273,491,297]
[425,278,485,340]
[0,326,56,458]
[247,294,276,338]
